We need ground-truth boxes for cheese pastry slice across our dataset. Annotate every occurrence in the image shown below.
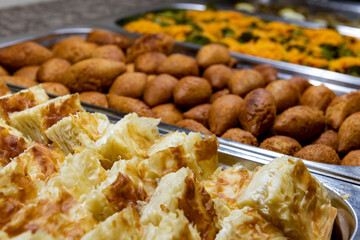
[141,168,218,240]
[48,148,107,202]
[9,93,84,142]
[45,112,110,155]
[203,163,252,210]
[215,207,287,240]
[145,131,218,182]
[2,185,97,239]
[143,209,201,240]
[97,113,160,168]
[0,161,43,229]
[0,85,48,122]
[13,142,66,181]
[0,119,32,168]
[81,206,142,240]
[85,132,218,222]
[84,157,146,221]
[237,157,337,240]
[182,132,218,180]
[0,229,56,240]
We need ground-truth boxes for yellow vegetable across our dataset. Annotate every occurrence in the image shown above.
[122,9,360,76]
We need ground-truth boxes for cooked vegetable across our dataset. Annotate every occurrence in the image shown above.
[122,9,360,76]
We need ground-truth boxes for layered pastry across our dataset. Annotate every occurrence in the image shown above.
[0,90,336,240]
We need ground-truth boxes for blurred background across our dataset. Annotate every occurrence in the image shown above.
[1,0,360,38]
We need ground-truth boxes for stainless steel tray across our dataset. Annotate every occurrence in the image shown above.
[92,2,360,90]
[110,1,360,42]
[0,26,359,239]
[0,26,359,186]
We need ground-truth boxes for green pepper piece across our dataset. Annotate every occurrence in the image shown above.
[186,34,211,45]
[222,27,235,38]
[321,44,338,60]
[347,66,360,77]
[237,32,258,43]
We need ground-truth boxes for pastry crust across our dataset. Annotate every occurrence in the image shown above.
[152,103,183,125]
[203,164,252,209]
[45,112,110,154]
[0,161,42,229]
[141,168,217,240]
[0,119,32,168]
[9,94,84,142]
[0,85,48,121]
[79,91,108,108]
[237,157,337,240]
[196,44,231,68]
[260,135,302,156]
[216,207,287,240]
[13,142,65,181]
[221,128,258,146]
[97,113,160,165]
[0,41,52,71]
[325,91,360,130]
[0,90,338,240]
[82,206,142,240]
[41,82,70,96]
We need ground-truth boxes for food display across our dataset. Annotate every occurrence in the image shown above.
[0,86,337,239]
[0,29,360,167]
[119,9,360,77]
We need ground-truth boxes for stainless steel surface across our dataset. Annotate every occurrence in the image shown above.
[336,25,360,40]
[314,173,359,240]
[0,26,359,185]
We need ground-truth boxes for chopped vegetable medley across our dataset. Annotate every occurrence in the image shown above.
[119,9,360,76]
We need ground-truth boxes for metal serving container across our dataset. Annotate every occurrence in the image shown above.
[93,2,360,88]
[0,25,359,239]
[1,25,359,185]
